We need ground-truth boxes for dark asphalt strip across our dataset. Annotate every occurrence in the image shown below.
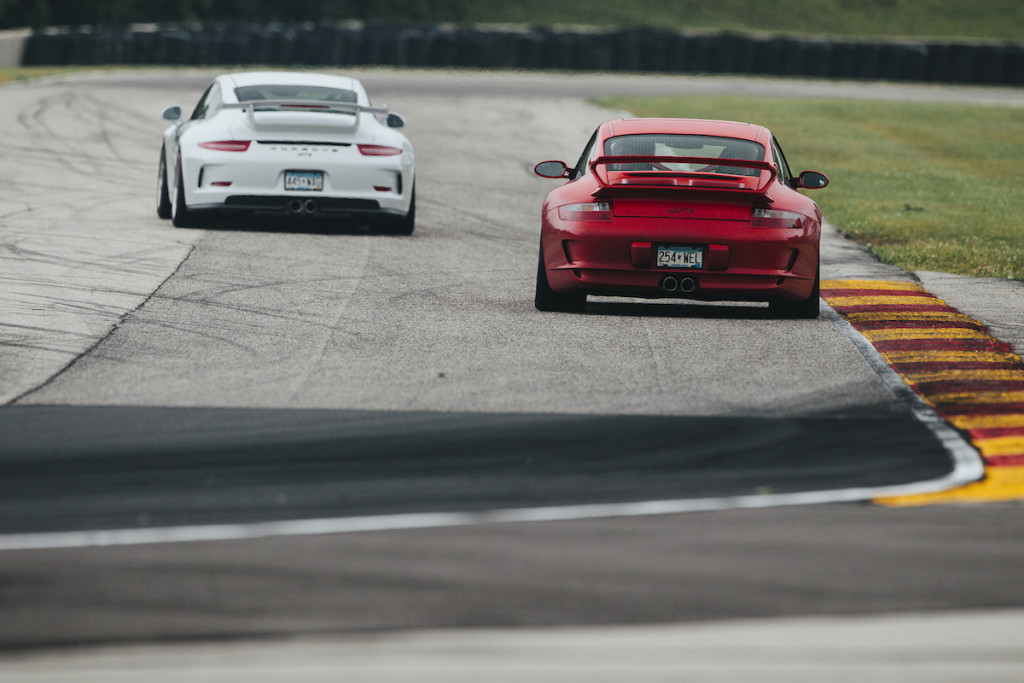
[0,405,951,535]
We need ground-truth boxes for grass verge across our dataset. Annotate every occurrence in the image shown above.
[596,94,1024,280]
[0,67,76,84]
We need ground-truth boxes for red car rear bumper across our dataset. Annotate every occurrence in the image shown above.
[542,217,820,303]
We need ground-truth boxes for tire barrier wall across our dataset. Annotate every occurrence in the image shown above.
[20,22,1024,86]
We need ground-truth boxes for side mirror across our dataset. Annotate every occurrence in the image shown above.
[797,170,829,189]
[534,160,570,179]
[162,105,182,122]
[386,112,406,129]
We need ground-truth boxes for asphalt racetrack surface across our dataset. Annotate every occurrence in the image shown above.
[1,70,1023,672]
[1,406,951,535]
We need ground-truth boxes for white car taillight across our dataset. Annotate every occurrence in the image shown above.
[558,201,612,221]
[358,144,403,156]
[750,207,805,229]
[198,140,251,152]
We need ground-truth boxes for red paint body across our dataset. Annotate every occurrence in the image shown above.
[534,119,828,316]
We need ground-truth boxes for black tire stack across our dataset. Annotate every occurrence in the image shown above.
[21,22,1024,86]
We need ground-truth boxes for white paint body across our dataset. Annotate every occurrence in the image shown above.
[159,71,414,221]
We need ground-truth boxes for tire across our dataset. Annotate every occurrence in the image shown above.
[156,146,172,219]
[170,155,199,228]
[534,240,586,312]
[770,266,820,319]
[379,187,415,235]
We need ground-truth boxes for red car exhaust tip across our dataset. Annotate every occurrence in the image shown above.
[660,276,698,293]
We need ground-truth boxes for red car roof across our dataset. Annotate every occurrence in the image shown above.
[603,118,771,144]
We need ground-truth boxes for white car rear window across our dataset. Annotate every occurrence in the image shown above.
[234,85,358,103]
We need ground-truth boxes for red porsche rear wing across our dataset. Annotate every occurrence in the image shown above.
[589,155,778,203]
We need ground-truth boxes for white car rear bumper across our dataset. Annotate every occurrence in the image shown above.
[181,142,413,216]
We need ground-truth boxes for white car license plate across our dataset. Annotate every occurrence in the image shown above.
[284,171,324,191]
[656,245,703,269]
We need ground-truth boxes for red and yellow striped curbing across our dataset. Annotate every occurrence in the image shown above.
[820,280,1024,504]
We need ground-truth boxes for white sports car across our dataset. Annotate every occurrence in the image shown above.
[157,71,415,234]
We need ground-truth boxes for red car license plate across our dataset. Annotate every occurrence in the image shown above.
[656,245,703,269]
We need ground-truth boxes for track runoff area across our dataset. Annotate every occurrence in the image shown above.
[821,280,1024,504]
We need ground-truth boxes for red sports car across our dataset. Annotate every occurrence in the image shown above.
[534,118,829,318]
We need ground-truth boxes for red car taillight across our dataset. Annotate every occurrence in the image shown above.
[358,144,403,156]
[750,207,805,229]
[198,140,251,152]
[558,201,612,221]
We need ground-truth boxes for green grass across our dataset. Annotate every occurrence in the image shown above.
[596,94,1024,279]
[455,0,1024,42]
[0,67,75,84]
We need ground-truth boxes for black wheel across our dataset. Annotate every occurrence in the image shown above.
[379,187,415,235]
[156,146,171,219]
[171,155,198,228]
[534,241,586,312]
[771,266,820,319]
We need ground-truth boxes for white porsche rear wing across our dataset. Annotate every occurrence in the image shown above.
[224,100,390,116]
[223,100,391,132]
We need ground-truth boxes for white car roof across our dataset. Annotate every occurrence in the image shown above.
[224,71,359,90]
[220,71,367,104]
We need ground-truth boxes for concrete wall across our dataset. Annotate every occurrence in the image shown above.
[0,29,30,67]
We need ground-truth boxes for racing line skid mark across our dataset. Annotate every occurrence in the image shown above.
[821,279,1024,504]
